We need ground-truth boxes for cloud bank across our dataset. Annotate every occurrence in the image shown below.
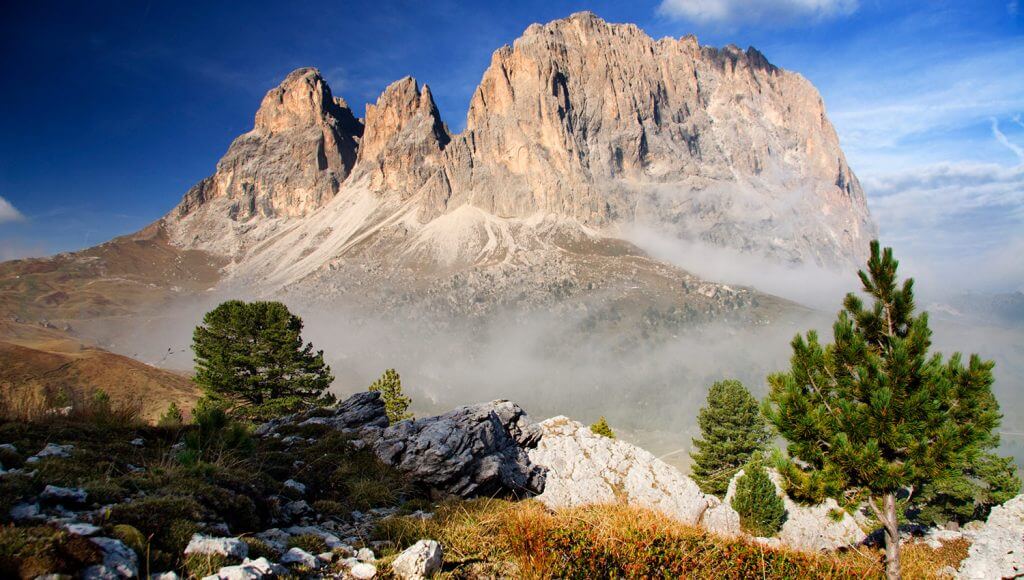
[657,0,857,26]
[0,196,24,224]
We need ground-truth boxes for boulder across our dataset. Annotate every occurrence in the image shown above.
[281,547,319,568]
[349,562,377,579]
[83,537,138,579]
[958,494,1024,579]
[205,557,287,580]
[255,391,389,437]
[27,443,73,463]
[527,416,715,525]
[724,468,866,551]
[41,485,88,504]
[184,534,249,559]
[373,400,545,498]
[700,503,743,538]
[391,539,443,579]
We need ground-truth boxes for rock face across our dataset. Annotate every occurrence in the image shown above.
[724,468,866,551]
[373,400,546,498]
[169,12,872,273]
[958,494,1024,579]
[527,416,716,525]
[175,67,362,222]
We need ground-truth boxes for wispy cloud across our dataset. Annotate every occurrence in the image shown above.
[657,0,857,26]
[0,196,25,224]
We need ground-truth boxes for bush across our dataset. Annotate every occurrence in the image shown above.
[690,380,771,497]
[369,369,412,423]
[731,465,787,537]
[288,534,329,555]
[157,403,184,428]
[181,399,254,464]
[590,416,615,439]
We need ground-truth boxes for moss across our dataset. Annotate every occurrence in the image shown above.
[107,496,204,570]
[111,524,146,556]
[311,500,349,519]
[0,525,103,579]
[287,533,329,555]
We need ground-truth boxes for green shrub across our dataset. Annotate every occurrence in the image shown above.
[181,400,254,463]
[690,380,772,497]
[369,369,412,423]
[157,403,184,428]
[590,416,615,439]
[106,496,204,570]
[184,553,233,578]
[731,465,787,537]
[241,537,277,560]
[288,533,329,555]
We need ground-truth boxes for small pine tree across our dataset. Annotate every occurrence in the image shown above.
[192,300,333,415]
[690,380,772,497]
[590,416,616,439]
[369,369,412,423]
[158,402,184,427]
[89,389,112,415]
[764,241,1004,579]
[914,452,1021,526]
[731,464,787,537]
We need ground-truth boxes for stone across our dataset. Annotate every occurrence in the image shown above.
[700,503,743,538]
[255,392,389,437]
[280,547,320,568]
[373,400,546,498]
[27,443,73,463]
[356,547,375,562]
[83,537,139,579]
[724,468,866,551]
[283,479,306,494]
[184,534,249,559]
[527,416,714,525]
[958,494,1024,579]
[10,502,40,520]
[205,557,287,580]
[391,539,443,579]
[150,573,181,580]
[130,438,145,447]
[350,562,377,579]
[282,525,344,548]
[65,522,102,536]
[41,485,88,504]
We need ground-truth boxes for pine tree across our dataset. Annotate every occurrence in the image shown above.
[913,451,1020,526]
[157,402,184,427]
[690,380,772,497]
[731,463,787,537]
[590,416,616,439]
[764,241,1003,580]
[192,300,333,415]
[369,368,412,423]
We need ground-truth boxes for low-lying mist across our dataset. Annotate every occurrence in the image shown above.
[93,268,1024,471]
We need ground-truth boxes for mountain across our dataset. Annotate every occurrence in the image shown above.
[0,12,872,440]
[159,12,871,320]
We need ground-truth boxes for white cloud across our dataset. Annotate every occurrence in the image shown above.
[0,196,25,224]
[657,0,857,26]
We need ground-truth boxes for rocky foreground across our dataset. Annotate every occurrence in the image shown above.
[1,392,1019,578]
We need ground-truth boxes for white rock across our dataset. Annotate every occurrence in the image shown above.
[527,416,715,525]
[27,443,73,463]
[700,503,742,538]
[83,537,139,579]
[130,438,145,447]
[350,562,377,579]
[65,522,102,536]
[959,495,1024,579]
[9,502,40,520]
[41,484,88,503]
[924,528,963,549]
[184,534,249,559]
[391,540,443,579]
[205,557,287,580]
[281,546,319,568]
[724,468,866,552]
[0,443,17,454]
[283,479,306,494]
[150,573,181,580]
[357,547,376,562]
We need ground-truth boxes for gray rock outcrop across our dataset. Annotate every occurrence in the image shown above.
[373,400,546,498]
[958,494,1024,579]
[527,416,716,525]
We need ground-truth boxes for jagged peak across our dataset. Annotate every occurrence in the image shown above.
[254,66,356,134]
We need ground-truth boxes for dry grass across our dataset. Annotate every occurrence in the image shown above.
[374,499,969,579]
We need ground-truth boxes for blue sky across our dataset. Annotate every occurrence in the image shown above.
[1,1,1022,289]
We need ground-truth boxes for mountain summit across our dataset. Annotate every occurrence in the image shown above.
[169,12,873,279]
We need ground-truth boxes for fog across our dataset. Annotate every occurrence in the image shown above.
[89,242,1024,472]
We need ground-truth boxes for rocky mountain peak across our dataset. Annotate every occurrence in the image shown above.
[168,12,875,270]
